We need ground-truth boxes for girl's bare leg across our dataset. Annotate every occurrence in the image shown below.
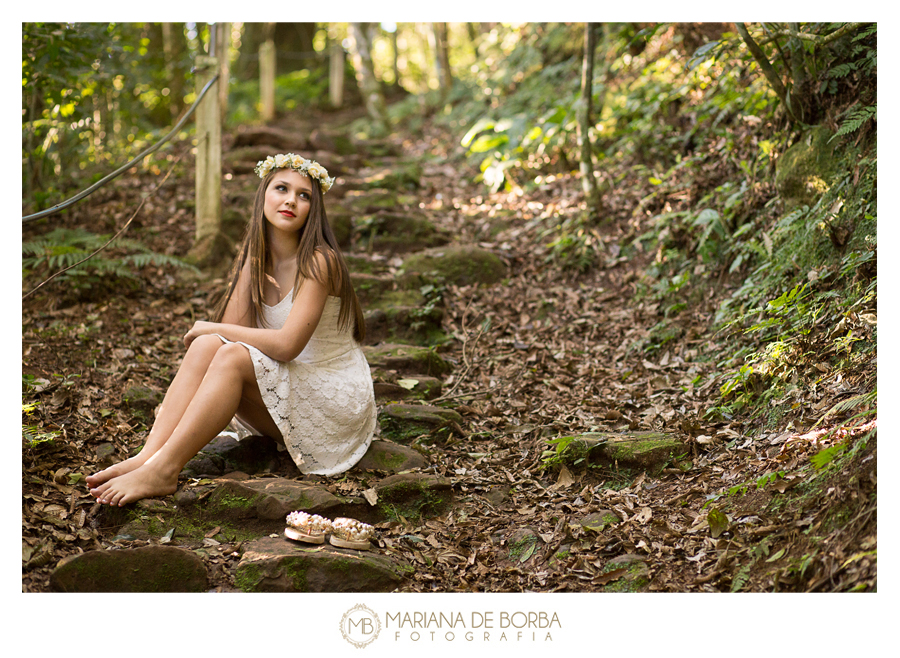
[90,342,269,506]
[86,334,226,488]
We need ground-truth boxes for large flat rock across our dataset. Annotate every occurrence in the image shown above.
[356,439,428,472]
[378,403,463,444]
[50,545,208,592]
[364,343,451,377]
[200,478,376,527]
[235,536,406,592]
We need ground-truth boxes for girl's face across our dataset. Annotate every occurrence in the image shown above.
[263,169,313,235]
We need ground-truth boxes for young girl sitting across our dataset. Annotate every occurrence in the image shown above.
[87,153,377,506]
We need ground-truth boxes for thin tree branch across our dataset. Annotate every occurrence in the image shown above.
[757,22,865,48]
[22,149,187,301]
[736,22,797,122]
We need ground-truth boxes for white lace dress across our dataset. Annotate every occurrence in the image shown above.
[216,293,376,476]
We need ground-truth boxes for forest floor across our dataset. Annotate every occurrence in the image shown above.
[21,101,876,593]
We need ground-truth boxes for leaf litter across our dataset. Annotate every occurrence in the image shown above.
[21,111,876,594]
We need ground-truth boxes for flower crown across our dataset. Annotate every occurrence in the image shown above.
[254,153,335,194]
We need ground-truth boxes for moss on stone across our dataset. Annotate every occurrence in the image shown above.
[399,245,506,289]
[234,561,263,593]
[775,125,842,210]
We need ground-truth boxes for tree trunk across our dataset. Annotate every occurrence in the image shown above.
[162,23,187,119]
[348,22,389,133]
[736,22,797,122]
[260,23,276,122]
[433,22,452,98]
[578,23,599,209]
[391,27,401,85]
[466,22,480,58]
[214,22,230,127]
[189,53,227,269]
[787,22,807,122]
[330,43,345,108]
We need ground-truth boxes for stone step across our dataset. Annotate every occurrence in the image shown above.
[364,305,443,346]
[378,403,464,445]
[354,211,451,255]
[373,374,442,402]
[563,431,684,471]
[398,244,507,289]
[234,536,407,592]
[50,545,208,592]
[364,343,452,377]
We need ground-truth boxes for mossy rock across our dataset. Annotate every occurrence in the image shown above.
[224,144,284,174]
[345,254,390,276]
[600,554,651,593]
[122,385,161,417]
[235,536,405,592]
[364,304,444,346]
[232,126,310,152]
[506,528,541,565]
[117,503,261,545]
[343,189,417,213]
[50,545,208,593]
[354,137,402,158]
[373,375,443,402]
[775,125,842,210]
[373,473,453,521]
[355,439,428,472]
[570,431,683,472]
[222,205,251,242]
[356,161,423,191]
[200,478,374,528]
[578,510,621,532]
[354,212,450,254]
[364,343,451,377]
[351,272,396,306]
[399,245,507,289]
[183,434,285,478]
[378,403,463,445]
[327,210,353,248]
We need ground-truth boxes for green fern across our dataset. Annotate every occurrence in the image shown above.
[832,104,876,139]
[852,24,877,42]
[22,227,199,284]
[731,564,752,592]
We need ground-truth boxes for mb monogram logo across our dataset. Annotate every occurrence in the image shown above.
[340,604,382,648]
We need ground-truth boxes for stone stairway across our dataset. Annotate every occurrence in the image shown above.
[51,118,507,592]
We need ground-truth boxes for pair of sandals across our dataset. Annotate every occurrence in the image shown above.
[284,511,375,550]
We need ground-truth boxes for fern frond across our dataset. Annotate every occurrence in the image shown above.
[827,62,858,79]
[852,24,877,41]
[833,104,876,139]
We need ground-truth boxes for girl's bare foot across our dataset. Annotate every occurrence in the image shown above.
[86,454,149,488]
[89,462,178,507]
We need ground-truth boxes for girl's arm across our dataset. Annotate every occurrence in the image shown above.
[185,253,331,362]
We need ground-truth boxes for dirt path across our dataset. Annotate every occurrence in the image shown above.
[21,106,876,593]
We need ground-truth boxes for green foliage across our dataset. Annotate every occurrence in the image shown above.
[23,22,194,212]
[23,227,199,291]
[227,64,336,126]
[22,399,60,447]
[541,435,591,468]
[832,104,876,140]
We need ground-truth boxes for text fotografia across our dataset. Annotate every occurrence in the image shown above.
[386,611,561,642]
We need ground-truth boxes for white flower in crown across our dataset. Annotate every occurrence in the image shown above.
[254,152,335,194]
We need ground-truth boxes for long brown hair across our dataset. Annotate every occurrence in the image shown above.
[212,168,365,343]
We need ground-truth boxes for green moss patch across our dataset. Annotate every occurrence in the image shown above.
[399,245,507,289]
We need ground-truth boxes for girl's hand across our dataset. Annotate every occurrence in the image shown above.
[184,320,217,349]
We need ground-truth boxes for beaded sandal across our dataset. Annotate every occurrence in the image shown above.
[329,517,374,550]
[284,511,332,544]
